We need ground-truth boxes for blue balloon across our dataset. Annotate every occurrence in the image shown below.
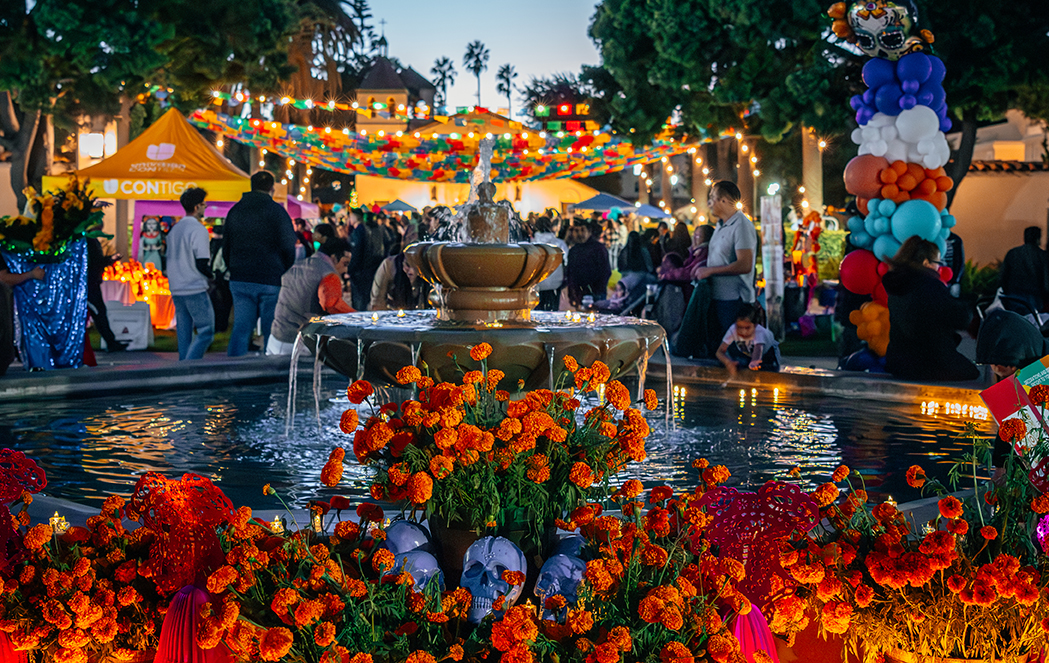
[863,57,898,89]
[940,211,956,229]
[891,199,942,243]
[928,56,946,84]
[919,82,946,109]
[897,52,933,84]
[876,199,897,216]
[940,228,950,240]
[847,216,866,233]
[875,84,904,115]
[917,90,935,107]
[900,94,917,110]
[851,231,873,249]
[863,88,876,105]
[874,216,892,236]
[901,79,920,95]
[858,108,875,125]
[864,214,880,237]
[873,234,902,262]
[939,117,953,133]
[850,95,864,111]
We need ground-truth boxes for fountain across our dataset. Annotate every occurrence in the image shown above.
[298,137,665,390]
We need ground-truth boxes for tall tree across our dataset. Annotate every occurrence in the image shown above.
[430,56,457,108]
[0,0,295,207]
[463,40,490,106]
[496,64,517,117]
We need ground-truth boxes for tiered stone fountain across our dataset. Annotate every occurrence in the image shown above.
[298,138,665,390]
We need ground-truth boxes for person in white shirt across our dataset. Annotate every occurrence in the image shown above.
[694,180,758,338]
[532,216,569,311]
[166,188,215,360]
[716,302,780,380]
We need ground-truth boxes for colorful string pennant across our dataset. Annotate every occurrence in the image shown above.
[190,110,708,183]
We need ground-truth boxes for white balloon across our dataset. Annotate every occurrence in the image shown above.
[870,140,888,157]
[884,139,908,163]
[907,147,923,163]
[922,154,940,169]
[862,127,880,142]
[858,143,872,156]
[917,138,936,154]
[851,128,864,145]
[880,125,898,141]
[896,106,940,143]
[869,113,893,128]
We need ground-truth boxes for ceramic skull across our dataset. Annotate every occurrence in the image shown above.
[535,553,586,621]
[385,550,445,591]
[384,520,436,556]
[460,536,526,624]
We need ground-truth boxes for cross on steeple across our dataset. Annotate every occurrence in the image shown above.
[377,18,388,57]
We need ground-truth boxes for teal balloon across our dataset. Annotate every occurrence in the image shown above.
[852,230,873,248]
[873,234,902,261]
[940,228,950,240]
[848,216,865,233]
[941,211,956,228]
[864,214,880,236]
[891,199,941,243]
[936,236,947,258]
[874,216,891,236]
[877,199,897,216]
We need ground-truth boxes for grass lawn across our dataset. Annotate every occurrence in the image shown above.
[87,327,234,354]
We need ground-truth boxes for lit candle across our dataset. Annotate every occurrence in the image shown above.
[587,312,596,323]
[49,511,69,534]
[371,312,379,322]
[396,309,406,318]
[311,511,323,532]
[271,517,284,534]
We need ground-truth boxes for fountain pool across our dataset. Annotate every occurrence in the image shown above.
[0,372,991,510]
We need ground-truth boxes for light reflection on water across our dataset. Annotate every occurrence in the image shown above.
[0,376,990,509]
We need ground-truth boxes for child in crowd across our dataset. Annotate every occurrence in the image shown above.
[716,303,780,381]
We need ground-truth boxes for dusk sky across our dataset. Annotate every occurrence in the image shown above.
[376,1,601,118]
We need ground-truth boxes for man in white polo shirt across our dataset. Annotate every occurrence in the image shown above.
[693,180,758,338]
[167,187,215,360]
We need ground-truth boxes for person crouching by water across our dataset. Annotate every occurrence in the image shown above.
[266,238,354,355]
[882,236,979,382]
[369,252,431,311]
[716,303,780,382]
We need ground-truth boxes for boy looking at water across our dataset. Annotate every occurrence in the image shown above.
[716,303,780,381]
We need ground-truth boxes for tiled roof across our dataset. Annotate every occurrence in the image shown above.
[969,160,1049,172]
[399,66,436,94]
[358,57,407,92]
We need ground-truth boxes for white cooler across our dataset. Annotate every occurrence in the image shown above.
[102,301,153,351]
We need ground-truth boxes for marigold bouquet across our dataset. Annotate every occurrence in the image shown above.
[0,176,106,261]
[769,417,1049,662]
[329,347,658,550]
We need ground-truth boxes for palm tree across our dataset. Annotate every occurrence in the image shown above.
[430,56,456,108]
[462,40,490,106]
[496,64,517,117]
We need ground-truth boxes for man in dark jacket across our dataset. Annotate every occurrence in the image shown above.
[564,218,611,306]
[1000,226,1049,313]
[222,171,297,356]
[347,208,391,310]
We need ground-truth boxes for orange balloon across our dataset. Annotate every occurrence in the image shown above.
[858,197,869,216]
[912,191,947,211]
[916,178,938,195]
[880,168,898,184]
[891,161,908,175]
[935,175,954,191]
[906,162,925,181]
[927,167,946,179]
[881,183,900,200]
[897,174,917,191]
[844,155,890,198]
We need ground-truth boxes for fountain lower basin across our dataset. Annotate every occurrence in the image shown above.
[298,310,666,390]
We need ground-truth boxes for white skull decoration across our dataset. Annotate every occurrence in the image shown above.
[460,536,526,624]
[384,520,436,556]
[535,554,586,621]
[387,550,445,592]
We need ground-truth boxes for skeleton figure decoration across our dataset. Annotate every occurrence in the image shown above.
[384,520,436,556]
[460,536,527,624]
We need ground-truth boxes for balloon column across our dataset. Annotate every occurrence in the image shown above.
[830,1,955,313]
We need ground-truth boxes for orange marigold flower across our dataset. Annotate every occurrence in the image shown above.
[470,343,493,362]
[502,569,526,586]
[563,356,579,372]
[854,584,874,607]
[831,464,850,482]
[348,655,373,663]
[938,496,963,519]
[605,380,631,410]
[980,526,997,540]
[23,524,52,550]
[999,417,1027,443]
[448,644,464,661]
[347,380,374,404]
[906,465,926,489]
[259,627,295,661]
[313,621,336,647]
[321,460,344,488]
[1030,385,1049,406]
[947,575,967,593]
[462,370,483,385]
[660,641,692,663]
[1033,495,1049,514]
[340,409,359,434]
[590,361,611,385]
[371,549,396,573]
[396,366,423,384]
[644,389,658,410]
[407,472,433,504]
[706,634,738,663]
[812,483,839,507]
[429,455,455,480]
[567,608,594,634]
[569,462,595,489]
[821,601,853,634]
[607,626,631,652]
[618,479,643,499]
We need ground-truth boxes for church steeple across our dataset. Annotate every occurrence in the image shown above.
[376,18,388,57]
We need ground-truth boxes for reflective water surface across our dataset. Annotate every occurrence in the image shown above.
[0,376,991,509]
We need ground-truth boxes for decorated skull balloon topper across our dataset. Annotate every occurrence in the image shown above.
[386,550,444,592]
[460,536,526,624]
[535,554,586,621]
[846,1,927,60]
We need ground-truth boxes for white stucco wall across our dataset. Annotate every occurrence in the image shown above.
[949,170,1049,267]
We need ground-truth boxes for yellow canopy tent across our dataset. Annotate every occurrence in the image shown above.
[42,108,251,201]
